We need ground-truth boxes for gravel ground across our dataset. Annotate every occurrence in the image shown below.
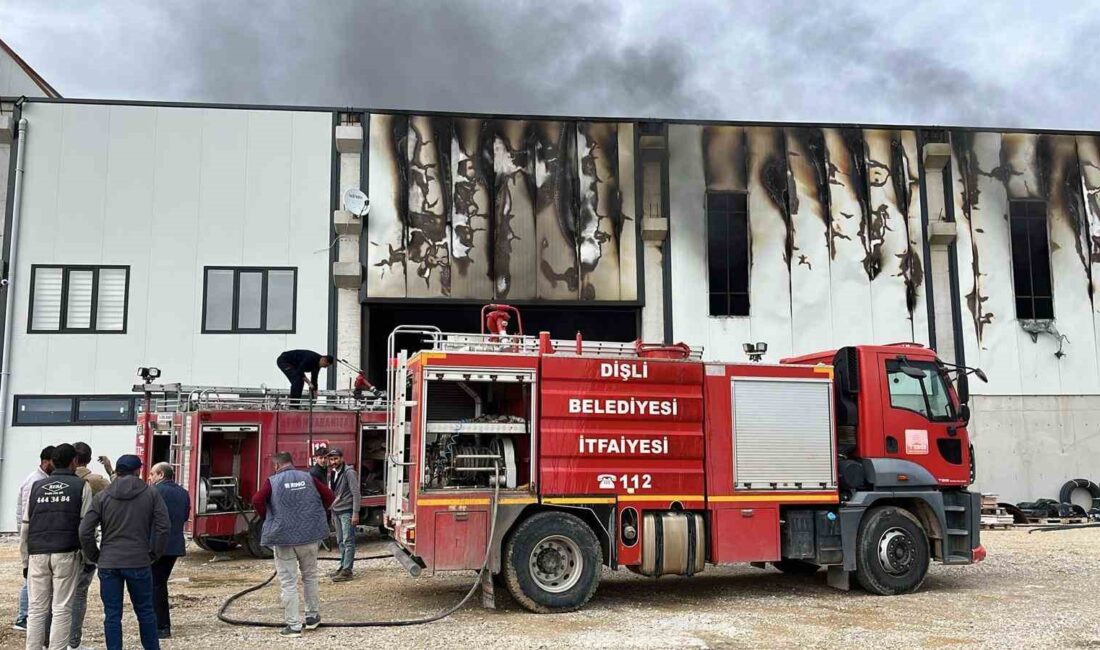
[0,528,1098,649]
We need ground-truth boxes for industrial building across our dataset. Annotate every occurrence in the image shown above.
[2,39,1098,530]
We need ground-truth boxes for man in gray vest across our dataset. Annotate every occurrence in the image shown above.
[251,452,334,637]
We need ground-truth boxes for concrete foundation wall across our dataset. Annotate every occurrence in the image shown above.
[970,394,1100,504]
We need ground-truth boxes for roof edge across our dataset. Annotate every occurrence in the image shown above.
[0,37,61,98]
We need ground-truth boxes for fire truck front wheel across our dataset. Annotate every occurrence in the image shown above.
[503,511,602,613]
[855,506,930,595]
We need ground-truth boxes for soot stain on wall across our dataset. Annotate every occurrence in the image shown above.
[407,116,453,295]
[890,133,924,316]
[759,128,795,269]
[535,121,580,293]
[951,130,993,342]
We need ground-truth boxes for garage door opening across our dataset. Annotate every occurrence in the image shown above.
[363,304,639,384]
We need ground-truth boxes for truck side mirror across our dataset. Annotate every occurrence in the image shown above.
[957,373,970,404]
[959,403,971,424]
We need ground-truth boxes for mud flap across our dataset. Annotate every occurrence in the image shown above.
[827,566,851,591]
[480,570,496,609]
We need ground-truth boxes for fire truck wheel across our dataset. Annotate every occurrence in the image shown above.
[855,506,930,595]
[772,559,821,576]
[503,511,602,613]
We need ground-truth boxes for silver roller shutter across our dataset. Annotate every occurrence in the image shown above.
[732,379,836,490]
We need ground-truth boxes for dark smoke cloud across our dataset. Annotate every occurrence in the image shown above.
[3,0,1099,129]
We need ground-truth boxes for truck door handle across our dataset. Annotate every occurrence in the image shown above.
[947,426,958,437]
[453,512,468,521]
[741,510,754,518]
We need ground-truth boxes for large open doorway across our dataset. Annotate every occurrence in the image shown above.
[363,303,639,385]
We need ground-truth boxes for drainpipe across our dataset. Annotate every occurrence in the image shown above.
[0,116,28,481]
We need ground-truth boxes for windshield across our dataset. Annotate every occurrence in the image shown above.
[885,359,956,422]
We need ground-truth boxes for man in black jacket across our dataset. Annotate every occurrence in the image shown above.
[21,443,92,650]
[309,446,329,484]
[276,350,332,403]
[79,454,169,650]
[149,462,190,640]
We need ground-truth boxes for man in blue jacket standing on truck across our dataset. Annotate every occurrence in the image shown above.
[275,350,333,404]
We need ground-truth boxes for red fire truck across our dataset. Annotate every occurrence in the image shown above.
[385,306,985,613]
[133,383,387,556]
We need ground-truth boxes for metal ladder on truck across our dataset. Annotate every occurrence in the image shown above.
[384,326,441,529]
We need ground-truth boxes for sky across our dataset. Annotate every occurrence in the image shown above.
[2,0,1098,130]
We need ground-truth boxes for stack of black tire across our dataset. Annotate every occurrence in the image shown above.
[1017,479,1100,522]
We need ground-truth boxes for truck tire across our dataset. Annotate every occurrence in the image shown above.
[244,520,273,559]
[854,506,929,596]
[772,559,821,576]
[503,511,602,613]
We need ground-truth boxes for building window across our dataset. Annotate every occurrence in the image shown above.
[203,267,297,333]
[28,265,129,333]
[12,395,137,426]
[1009,200,1053,320]
[707,192,750,316]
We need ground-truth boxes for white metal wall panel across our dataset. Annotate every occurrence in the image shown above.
[732,379,836,489]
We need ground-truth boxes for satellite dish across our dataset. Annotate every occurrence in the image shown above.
[343,189,370,218]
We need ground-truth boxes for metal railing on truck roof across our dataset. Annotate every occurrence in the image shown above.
[420,331,704,360]
[133,382,389,413]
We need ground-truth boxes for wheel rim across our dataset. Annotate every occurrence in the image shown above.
[877,527,916,575]
[528,534,583,593]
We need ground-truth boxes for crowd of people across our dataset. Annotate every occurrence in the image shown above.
[14,441,364,645]
[15,443,188,650]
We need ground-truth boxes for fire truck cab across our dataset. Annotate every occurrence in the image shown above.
[385,313,984,613]
[134,383,388,556]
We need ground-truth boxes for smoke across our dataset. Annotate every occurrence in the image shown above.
[4,0,1100,129]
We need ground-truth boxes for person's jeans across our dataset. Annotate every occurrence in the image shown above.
[99,567,160,650]
[27,551,79,650]
[68,562,96,647]
[333,510,356,570]
[150,556,178,632]
[273,544,320,631]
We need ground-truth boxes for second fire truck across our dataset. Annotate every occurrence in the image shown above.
[384,305,985,612]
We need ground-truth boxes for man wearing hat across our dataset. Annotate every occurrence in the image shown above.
[79,454,169,650]
[326,448,360,582]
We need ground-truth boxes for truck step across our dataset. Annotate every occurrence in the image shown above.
[943,505,967,512]
[946,528,969,536]
[943,554,971,564]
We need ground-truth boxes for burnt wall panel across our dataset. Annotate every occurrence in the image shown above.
[1076,136,1100,379]
[406,116,451,297]
[450,118,494,298]
[786,127,834,353]
[1046,135,1099,391]
[534,121,579,299]
[617,122,639,301]
[822,128,875,346]
[898,132,929,345]
[493,120,537,300]
[366,113,407,297]
[863,129,917,344]
[577,122,622,300]
[745,126,795,359]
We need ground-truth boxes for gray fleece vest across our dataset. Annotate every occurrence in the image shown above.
[260,468,329,547]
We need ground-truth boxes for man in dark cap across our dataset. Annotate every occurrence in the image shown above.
[79,454,169,650]
[275,350,333,404]
[326,448,360,583]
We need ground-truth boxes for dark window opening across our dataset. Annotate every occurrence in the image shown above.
[28,265,129,334]
[13,395,137,426]
[1009,200,1054,320]
[202,267,297,333]
[706,192,750,316]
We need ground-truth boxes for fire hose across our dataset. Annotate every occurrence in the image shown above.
[218,464,502,628]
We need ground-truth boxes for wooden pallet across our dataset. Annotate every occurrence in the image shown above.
[1023,517,1087,525]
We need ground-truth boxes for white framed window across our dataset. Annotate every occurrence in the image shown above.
[202,266,297,333]
[12,395,137,426]
[28,265,129,334]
